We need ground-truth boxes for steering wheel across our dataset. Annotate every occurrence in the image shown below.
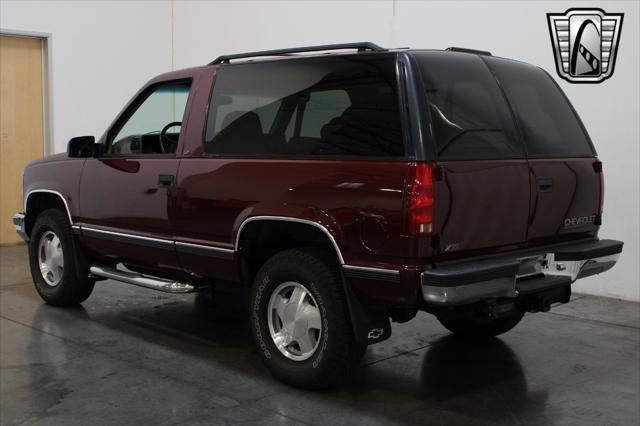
[160,121,182,153]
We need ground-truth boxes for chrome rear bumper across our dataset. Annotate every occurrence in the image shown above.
[421,239,623,305]
[12,213,28,242]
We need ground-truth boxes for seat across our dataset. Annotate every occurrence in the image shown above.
[315,104,403,156]
[212,111,264,154]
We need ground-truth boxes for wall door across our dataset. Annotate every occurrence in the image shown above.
[0,35,44,244]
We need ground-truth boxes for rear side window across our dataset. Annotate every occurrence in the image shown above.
[412,52,523,160]
[485,57,595,158]
[204,54,404,158]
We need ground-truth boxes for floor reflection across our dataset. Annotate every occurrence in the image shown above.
[419,335,550,423]
[421,335,526,399]
[15,287,551,425]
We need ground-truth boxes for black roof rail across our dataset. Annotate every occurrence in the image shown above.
[209,42,386,65]
[446,47,492,56]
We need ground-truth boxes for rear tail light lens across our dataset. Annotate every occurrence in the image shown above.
[407,163,434,235]
[598,166,605,214]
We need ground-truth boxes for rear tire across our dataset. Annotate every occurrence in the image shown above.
[437,311,525,341]
[28,208,95,306]
[250,248,366,389]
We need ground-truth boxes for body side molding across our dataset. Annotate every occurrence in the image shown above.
[81,226,174,250]
[342,265,400,283]
[78,225,235,259]
[175,241,235,260]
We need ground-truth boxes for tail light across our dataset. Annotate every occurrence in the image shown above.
[598,165,605,214]
[407,163,435,235]
[593,160,604,214]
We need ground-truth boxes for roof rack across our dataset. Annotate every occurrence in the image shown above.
[446,47,492,56]
[209,42,386,65]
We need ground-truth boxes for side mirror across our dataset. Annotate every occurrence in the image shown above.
[67,136,96,158]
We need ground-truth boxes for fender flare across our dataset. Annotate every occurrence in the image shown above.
[24,189,74,225]
[235,215,345,264]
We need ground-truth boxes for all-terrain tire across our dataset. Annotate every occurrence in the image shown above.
[28,208,95,306]
[250,248,366,389]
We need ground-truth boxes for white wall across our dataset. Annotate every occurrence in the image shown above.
[0,0,173,152]
[2,0,638,301]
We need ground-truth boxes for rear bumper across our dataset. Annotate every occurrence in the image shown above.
[421,239,623,306]
[13,213,28,242]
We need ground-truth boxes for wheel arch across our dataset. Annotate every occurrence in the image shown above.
[236,216,345,263]
[24,190,73,238]
[235,216,345,287]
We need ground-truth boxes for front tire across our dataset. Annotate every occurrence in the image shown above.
[437,310,525,341]
[28,208,95,306]
[250,248,365,389]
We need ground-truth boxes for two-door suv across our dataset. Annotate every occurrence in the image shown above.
[14,43,623,388]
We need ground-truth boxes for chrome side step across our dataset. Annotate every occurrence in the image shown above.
[89,265,196,294]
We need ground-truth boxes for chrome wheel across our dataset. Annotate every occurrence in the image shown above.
[267,281,322,361]
[38,230,64,287]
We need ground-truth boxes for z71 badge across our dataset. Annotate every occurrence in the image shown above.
[547,8,624,83]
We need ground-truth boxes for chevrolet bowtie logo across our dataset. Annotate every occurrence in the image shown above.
[547,8,624,83]
[367,328,384,340]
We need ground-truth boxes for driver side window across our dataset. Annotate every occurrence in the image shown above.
[108,81,191,156]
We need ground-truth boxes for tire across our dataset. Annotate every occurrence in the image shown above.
[28,208,95,306]
[437,310,525,341]
[250,248,366,389]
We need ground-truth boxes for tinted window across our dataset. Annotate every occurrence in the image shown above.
[204,55,404,157]
[485,57,594,157]
[300,90,351,137]
[109,82,190,155]
[413,52,523,160]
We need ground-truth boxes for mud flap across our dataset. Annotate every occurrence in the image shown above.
[340,271,392,345]
[71,232,94,282]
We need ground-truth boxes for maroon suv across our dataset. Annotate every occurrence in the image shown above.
[13,43,623,389]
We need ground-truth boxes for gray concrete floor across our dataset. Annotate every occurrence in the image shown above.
[1,244,639,426]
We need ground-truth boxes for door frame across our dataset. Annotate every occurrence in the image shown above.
[0,28,53,155]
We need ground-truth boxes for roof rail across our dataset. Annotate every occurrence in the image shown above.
[209,42,386,65]
[446,47,492,56]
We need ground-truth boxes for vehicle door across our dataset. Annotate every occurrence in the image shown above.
[78,80,193,270]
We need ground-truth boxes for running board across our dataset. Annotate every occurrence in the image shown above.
[89,265,196,294]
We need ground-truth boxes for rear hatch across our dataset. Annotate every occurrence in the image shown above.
[410,51,601,259]
[484,57,602,246]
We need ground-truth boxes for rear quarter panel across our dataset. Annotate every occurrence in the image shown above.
[174,158,415,265]
[173,158,422,305]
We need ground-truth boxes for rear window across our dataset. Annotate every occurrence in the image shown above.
[485,57,595,158]
[412,51,523,160]
[204,54,404,158]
